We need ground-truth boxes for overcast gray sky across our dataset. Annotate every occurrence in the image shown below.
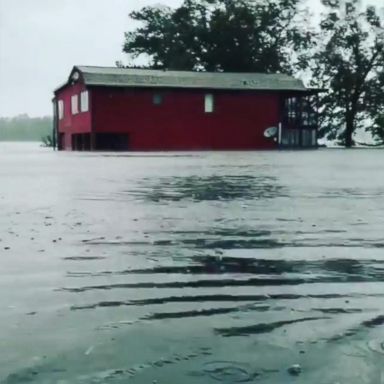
[0,0,381,117]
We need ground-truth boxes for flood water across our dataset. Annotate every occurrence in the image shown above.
[1,142,384,383]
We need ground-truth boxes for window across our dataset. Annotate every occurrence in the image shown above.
[80,91,89,112]
[71,71,80,81]
[311,129,317,146]
[301,99,309,126]
[287,97,297,121]
[71,95,79,115]
[205,94,214,113]
[58,100,64,120]
[153,93,163,105]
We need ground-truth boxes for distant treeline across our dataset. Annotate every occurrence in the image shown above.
[0,115,52,142]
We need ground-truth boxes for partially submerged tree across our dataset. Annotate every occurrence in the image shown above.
[312,0,384,147]
[123,0,313,74]
[123,0,384,146]
[366,69,384,144]
[370,114,384,144]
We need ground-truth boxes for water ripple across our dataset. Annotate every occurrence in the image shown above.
[215,316,330,337]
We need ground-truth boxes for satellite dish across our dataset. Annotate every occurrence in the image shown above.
[264,126,278,138]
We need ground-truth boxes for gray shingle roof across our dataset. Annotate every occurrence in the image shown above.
[58,65,312,92]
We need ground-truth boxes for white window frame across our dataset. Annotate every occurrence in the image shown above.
[71,94,79,115]
[58,100,64,120]
[80,91,89,112]
[205,94,214,113]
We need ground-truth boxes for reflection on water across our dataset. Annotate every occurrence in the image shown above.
[2,145,384,383]
[63,255,384,293]
[77,175,288,203]
[123,175,287,202]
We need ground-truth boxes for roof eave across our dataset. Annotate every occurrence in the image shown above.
[307,88,327,94]
[53,82,70,94]
[85,82,309,92]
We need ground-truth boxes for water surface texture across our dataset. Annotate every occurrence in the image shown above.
[1,143,384,383]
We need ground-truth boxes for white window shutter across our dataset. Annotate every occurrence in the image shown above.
[71,95,79,115]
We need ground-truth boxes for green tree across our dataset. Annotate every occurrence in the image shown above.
[311,0,384,147]
[123,0,313,74]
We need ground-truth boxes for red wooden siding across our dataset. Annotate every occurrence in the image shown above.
[91,87,279,150]
[57,82,91,149]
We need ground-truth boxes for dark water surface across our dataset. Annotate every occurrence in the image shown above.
[1,143,384,383]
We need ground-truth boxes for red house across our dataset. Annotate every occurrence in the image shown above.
[53,66,319,151]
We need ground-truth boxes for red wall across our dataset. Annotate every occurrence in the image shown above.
[91,87,280,150]
[56,82,91,149]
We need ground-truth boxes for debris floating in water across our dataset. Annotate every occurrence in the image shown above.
[287,364,302,376]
